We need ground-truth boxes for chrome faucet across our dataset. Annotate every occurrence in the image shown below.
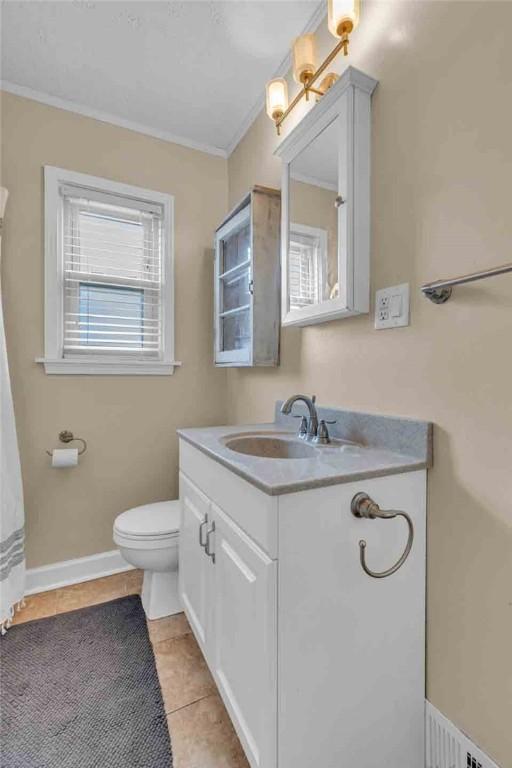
[281,394,319,441]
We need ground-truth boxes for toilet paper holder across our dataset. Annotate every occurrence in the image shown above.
[46,430,87,456]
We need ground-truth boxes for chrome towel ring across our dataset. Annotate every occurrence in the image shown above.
[351,492,414,579]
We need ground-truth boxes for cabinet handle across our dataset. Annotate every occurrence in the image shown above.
[248,279,254,295]
[205,521,216,563]
[351,492,414,579]
[334,195,345,208]
[199,517,208,548]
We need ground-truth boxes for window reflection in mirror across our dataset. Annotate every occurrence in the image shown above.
[288,118,339,313]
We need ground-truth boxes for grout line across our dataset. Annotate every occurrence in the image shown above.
[164,692,214,717]
[148,629,192,647]
[151,630,193,652]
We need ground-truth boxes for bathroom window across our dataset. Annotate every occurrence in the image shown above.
[40,167,177,374]
[77,284,144,349]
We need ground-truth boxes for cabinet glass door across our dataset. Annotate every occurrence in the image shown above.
[215,204,252,364]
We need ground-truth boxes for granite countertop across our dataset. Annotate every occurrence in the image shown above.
[177,404,433,497]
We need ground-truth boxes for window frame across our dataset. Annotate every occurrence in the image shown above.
[39,166,178,375]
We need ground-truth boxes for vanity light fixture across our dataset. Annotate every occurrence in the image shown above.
[328,0,361,54]
[265,0,360,135]
[292,33,317,86]
[265,78,289,126]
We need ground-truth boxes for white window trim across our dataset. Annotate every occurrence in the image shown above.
[38,166,181,375]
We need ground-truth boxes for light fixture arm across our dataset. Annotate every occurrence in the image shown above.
[274,37,347,135]
[267,0,360,135]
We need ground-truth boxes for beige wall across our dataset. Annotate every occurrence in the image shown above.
[228,2,512,766]
[0,91,228,569]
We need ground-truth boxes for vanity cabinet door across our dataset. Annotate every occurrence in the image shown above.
[179,472,212,653]
[210,503,277,768]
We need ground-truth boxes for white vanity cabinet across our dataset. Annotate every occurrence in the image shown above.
[179,439,427,768]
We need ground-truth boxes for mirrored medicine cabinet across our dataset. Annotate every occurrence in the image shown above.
[276,66,378,327]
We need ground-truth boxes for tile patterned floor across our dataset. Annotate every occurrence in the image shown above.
[12,571,249,768]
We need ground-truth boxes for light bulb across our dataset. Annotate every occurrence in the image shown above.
[328,0,360,39]
[292,34,317,85]
[265,78,288,122]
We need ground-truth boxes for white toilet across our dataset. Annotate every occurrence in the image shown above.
[113,500,181,620]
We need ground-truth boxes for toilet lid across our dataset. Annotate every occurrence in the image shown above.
[114,501,180,539]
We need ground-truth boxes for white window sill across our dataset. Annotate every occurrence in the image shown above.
[35,358,182,375]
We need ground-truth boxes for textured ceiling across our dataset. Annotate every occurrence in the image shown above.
[1,0,321,155]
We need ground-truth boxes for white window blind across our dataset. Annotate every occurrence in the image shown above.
[289,226,327,310]
[61,186,164,360]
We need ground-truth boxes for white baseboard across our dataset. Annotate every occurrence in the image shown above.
[25,549,134,595]
[426,701,501,768]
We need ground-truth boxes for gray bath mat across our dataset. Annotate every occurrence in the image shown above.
[0,595,172,768]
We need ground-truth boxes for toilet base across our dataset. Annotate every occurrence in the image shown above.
[141,570,181,620]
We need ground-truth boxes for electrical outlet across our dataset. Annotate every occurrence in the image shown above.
[375,283,410,329]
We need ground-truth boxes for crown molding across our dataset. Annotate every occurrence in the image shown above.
[224,0,327,157]
[0,80,228,159]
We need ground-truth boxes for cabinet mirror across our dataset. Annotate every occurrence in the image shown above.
[289,118,340,312]
[276,67,377,327]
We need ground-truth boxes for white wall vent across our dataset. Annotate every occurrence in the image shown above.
[426,702,501,768]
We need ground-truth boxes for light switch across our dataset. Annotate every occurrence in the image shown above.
[390,294,402,318]
[375,283,410,329]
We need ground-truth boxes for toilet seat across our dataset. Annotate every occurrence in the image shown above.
[113,501,180,550]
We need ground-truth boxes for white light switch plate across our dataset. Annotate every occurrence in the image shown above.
[375,283,410,329]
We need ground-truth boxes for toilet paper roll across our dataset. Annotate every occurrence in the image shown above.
[51,448,78,468]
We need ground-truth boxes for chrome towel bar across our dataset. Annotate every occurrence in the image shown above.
[351,492,414,579]
[421,261,512,303]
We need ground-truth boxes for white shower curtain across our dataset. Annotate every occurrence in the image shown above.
[0,187,25,632]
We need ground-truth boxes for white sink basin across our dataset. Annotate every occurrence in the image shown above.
[224,435,316,459]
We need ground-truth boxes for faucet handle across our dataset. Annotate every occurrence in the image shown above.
[314,419,336,445]
[293,414,308,439]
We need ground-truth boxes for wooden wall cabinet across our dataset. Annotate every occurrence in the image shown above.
[214,186,281,367]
